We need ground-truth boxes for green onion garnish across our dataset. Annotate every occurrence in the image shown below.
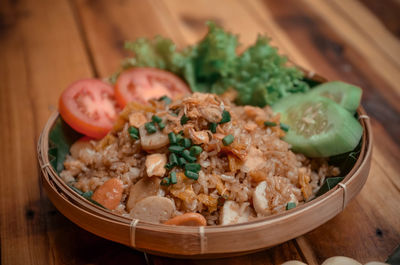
[168,132,177,144]
[190,146,202,157]
[178,157,187,167]
[209,122,217,133]
[185,163,201,173]
[169,153,178,167]
[180,114,189,125]
[145,122,157,134]
[264,121,277,127]
[176,133,183,143]
[159,95,172,105]
[164,163,173,170]
[128,126,139,140]
[184,170,199,180]
[170,172,177,184]
[219,110,231,124]
[168,145,185,154]
[222,134,234,146]
[158,122,166,130]
[286,202,296,210]
[280,123,290,132]
[161,177,170,186]
[182,150,197,162]
[152,115,162,123]
[181,138,192,148]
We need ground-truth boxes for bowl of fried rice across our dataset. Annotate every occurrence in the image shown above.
[37,22,372,258]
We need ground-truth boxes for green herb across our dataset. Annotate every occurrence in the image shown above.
[169,153,178,167]
[161,177,170,186]
[152,115,162,123]
[164,163,173,170]
[180,114,189,125]
[158,122,166,130]
[168,145,185,154]
[67,183,83,195]
[182,149,197,162]
[185,170,199,180]
[128,126,140,140]
[280,123,290,132]
[190,146,202,157]
[315,177,344,197]
[178,157,187,167]
[209,122,217,133]
[168,132,177,144]
[222,134,234,146]
[176,132,184,143]
[159,95,172,105]
[170,172,177,184]
[181,138,192,148]
[185,163,201,173]
[82,191,93,200]
[145,122,157,134]
[121,21,309,107]
[286,202,296,210]
[264,121,277,127]
[220,110,231,124]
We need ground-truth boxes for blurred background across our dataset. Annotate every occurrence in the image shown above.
[1,0,399,264]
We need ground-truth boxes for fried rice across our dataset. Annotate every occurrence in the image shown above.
[60,92,339,225]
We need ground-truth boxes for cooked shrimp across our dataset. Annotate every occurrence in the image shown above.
[91,178,124,210]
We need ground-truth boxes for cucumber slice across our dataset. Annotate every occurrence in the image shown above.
[308,81,362,113]
[272,95,363,157]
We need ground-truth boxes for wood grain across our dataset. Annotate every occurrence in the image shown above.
[1,0,400,264]
[0,0,145,264]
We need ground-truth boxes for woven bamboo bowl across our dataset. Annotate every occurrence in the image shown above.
[37,72,373,258]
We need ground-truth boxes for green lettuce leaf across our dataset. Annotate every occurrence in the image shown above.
[118,21,309,107]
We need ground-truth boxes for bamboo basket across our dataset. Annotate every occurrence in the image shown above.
[37,71,373,258]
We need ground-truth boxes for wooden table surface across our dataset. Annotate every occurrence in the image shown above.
[1,0,400,264]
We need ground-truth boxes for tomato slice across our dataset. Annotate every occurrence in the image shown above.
[59,79,119,139]
[114,67,191,107]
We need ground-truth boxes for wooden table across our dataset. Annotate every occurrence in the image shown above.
[1,0,399,264]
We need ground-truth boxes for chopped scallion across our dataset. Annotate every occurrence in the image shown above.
[128,126,139,140]
[180,114,189,125]
[181,138,192,148]
[145,122,157,134]
[185,163,201,173]
[178,157,187,167]
[152,115,162,123]
[280,123,290,132]
[190,146,202,157]
[168,145,185,154]
[264,121,277,127]
[182,150,197,162]
[184,170,199,180]
[170,171,177,184]
[222,134,234,146]
[158,122,166,130]
[209,122,217,133]
[286,202,296,210]
[159,95,172,105]
[219,110,231,124]
[168,132,177,144]
[169,153,178,167]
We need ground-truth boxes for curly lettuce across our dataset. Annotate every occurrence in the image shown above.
[119,21,309,106]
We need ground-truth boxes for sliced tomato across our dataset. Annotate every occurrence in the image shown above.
[59,79,119,139]
[114,67,191,107]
